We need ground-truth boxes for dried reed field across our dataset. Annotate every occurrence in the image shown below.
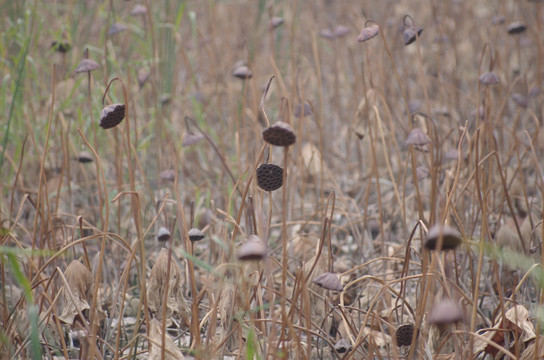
[1,0,544,359]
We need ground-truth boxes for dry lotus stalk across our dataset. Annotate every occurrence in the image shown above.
[148,319,186,360]
[361,326,392,347]
[59,260,97,325]
[147,248,190,327]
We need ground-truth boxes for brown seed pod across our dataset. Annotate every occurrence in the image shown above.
[333,25,351,38]
[334,338,352,353]
[51,40,71,53]
[182,131,204,147]
[99,104,126,129]
[108,22,128,36]
[294,103,313,118]
[137,68,150,88]
[269,17,284,29]
[232,64,253,79]
[396,324,415,346]
[188,228,205,242]
[491,15,505,25]
[157,227,171,242]
[312,272,343,292]
[159,169,176,182]
[425,224,462,251]
[262,121,296,146]
[358,24,380,42]
[406,128,431,146]
[428,298,465,325]
[507,21,527,35]
[511,93,529,108]
[479,72,500,85]
[237,235,267,261]
[256,163,283,191]
[130,4,147,16]
[403,26,423,46]
[75,59,100,74]
[76,151,93,164]
[319,28,335,39]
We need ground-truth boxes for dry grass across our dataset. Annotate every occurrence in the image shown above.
[1,0,544,359]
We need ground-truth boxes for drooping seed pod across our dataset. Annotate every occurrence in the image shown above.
[406,128,431,147]
[403,26,423,46]
[294,103,313,118]
[76,151,93,163]
[507,21,527,35]
[425,224,462,251]
[99,104,126,129]
[312,272,343,292]
[108,22,128,36]
[256,163,283,191]
[358,24,380,42]
[262,121,296,146]
[479,72,500,85]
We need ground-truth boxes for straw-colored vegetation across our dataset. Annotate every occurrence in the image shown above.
[1,0,544,359]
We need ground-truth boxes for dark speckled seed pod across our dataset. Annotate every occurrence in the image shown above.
[256,163,283,191]
[262,121,296,146]
[188,228,205,242]
[99,104,126,129]
[396,324,415,346]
